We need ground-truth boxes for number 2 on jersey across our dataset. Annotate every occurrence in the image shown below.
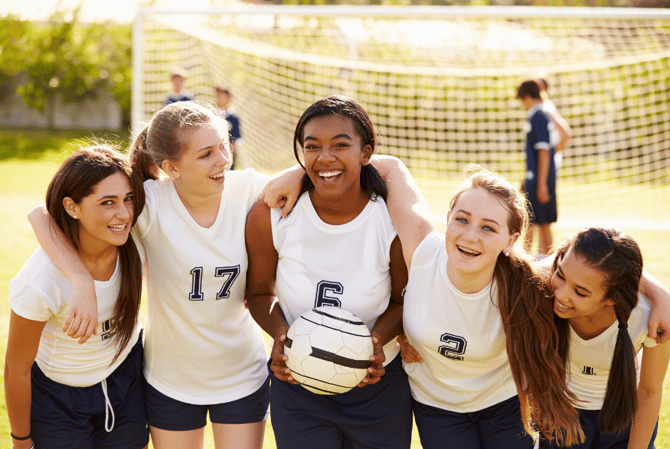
[189,265,241,301]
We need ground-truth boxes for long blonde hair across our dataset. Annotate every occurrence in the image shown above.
[449,167,583,446]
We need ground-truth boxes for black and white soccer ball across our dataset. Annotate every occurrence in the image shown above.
[284,306,374,395]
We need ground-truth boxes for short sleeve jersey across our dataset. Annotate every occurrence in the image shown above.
[402,231,517,413]
[164,92,194,106]
[271,193,400,363]
[567,296,652,410]
[223,110,242,142]
[524,104,556,185]
[10,248,141,387]
[540,100,561,148]
[138,168,270,404]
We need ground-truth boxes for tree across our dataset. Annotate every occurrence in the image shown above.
[0,17,30,102]
[17,10,107,128]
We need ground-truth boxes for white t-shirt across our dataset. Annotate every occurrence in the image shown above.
[403,231,517,413]
[10,248,141,387]
[567,296,652,410]
[138,168,270,404]
[540,99,560,148]
[272,193,400,363]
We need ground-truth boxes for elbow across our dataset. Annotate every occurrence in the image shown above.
[27,204,47,225]
[637,385,663,405]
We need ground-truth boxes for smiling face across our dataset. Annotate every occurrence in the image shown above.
[163,124,231,199]
[445,187,519,293]
[551,247,615,322]
[301,114,372,203]
[66,171,135,252]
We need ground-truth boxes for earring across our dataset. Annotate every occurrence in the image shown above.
[73,215,77,219]
[504,250,510,256]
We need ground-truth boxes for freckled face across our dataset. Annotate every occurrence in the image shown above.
[445,187,518,290]
[551,247,613,321]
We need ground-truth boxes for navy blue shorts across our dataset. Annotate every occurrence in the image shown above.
[270,354,413,449]
[525,181,557,225]
[413,395,535,449]
[541,408,657,449]
[145,374,270,430]
[30,332,149,449]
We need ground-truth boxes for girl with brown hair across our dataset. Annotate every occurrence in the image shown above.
[5,145,148,449]
[399,167,583,448]
[545,227,670,448]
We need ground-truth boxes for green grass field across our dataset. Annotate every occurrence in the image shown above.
[0,128,668,448]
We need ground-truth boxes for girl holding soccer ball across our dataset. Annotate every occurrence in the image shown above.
[542,227,670,449]
[5,146,149,449]
[29,100,429,449]
[245,95,432,449]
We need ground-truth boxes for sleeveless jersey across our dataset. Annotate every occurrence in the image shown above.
[272,193,400,363]
[138,168,269,404]
[403,231,517,413]
[10,248,141,387]
[567,296,652,410]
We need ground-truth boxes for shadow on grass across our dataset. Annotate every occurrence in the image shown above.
[0,127,132,160]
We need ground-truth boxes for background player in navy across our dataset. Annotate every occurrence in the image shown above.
[245,96,414,449]
[536,77,573,172]
[5,146,148,449]
[517,79,556,258]
[164,67,194,106]
[215,85,243,169]
[543,227,670,448]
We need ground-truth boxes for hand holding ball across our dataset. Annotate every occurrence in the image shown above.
[284,307,374,395]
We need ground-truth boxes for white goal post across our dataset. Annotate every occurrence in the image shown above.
[132,5,670,229]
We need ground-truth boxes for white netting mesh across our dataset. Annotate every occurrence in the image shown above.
[133,6,670,229]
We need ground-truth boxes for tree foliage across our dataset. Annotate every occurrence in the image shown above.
[0,10,132,129]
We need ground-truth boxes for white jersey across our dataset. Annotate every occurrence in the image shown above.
[138,168,269,404]
[403,232,517,413]
[540,99,560,148]
[10,248,141,387]
[272,193,400,363]
[567,296,652,410]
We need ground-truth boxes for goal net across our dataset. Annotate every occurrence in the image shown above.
[132,6,670,230]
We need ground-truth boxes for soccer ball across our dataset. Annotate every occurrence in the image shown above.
[284,306,374,395]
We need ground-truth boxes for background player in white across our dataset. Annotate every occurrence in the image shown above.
[5,146,148,449]
[398,168,583,449]
[543,227,670,448]
[245,96,415,449]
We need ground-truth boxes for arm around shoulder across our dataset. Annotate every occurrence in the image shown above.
[28,205,97,342]
[640,269,670,344]
[370,155,435,267]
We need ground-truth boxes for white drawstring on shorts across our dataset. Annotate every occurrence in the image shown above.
[101,379,116,432]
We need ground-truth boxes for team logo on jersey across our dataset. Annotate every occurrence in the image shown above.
[101,318,113,341]
[582,366,596,375]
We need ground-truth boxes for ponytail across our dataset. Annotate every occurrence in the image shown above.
[553,227,643,435]
[128,127,160,183]
[599,302,637,434]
